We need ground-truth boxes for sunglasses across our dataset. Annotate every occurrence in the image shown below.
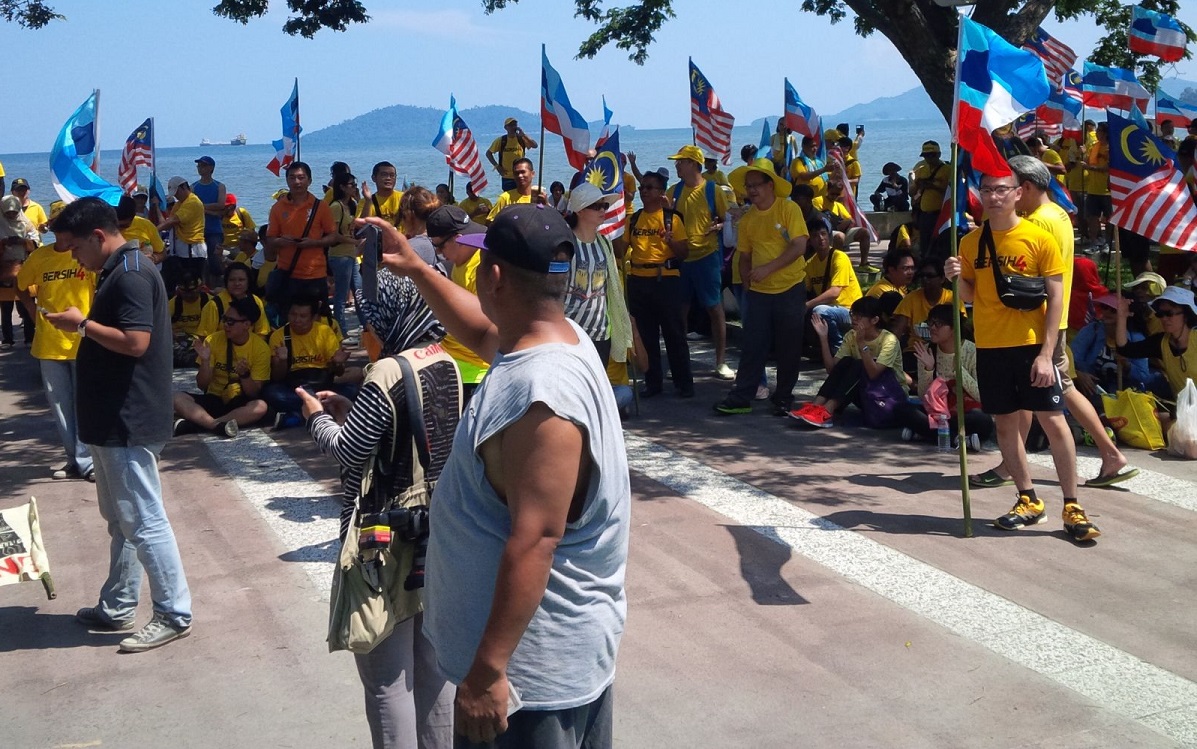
[1154,309,1184,318]
[586,202,610,211]
[222,316,249,325]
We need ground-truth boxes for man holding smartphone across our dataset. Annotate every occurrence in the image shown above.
[487,118,538,192]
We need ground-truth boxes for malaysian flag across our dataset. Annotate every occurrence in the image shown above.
[432,96,488,194]
[1036,71,1083,140]
[117,117,154,195]
[1108,108,1197,251]
[689,59,734,165]
[827,145,877,243]
[1014,113,1039,140]
[574,129,627,239]
[1022,27,1077,91]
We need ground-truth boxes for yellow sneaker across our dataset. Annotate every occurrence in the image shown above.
[1062,503,1101,542]
[994,493,1045,530]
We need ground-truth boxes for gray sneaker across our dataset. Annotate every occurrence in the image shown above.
[75,606,135,632]
[118,614,191,653]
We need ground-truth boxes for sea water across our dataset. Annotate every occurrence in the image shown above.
[1,118,949,227]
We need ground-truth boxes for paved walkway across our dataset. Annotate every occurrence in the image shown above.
[1,338,1194,748]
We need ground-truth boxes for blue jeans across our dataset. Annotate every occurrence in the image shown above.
[89,443,192,629]
[812,304,851,354]
[40,359,92,475]
[328,255,366,334]
[263,381,358,416]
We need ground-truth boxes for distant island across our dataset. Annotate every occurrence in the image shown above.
[306,79,1197,146]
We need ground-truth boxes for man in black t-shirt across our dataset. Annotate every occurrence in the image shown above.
[45,198,193,653]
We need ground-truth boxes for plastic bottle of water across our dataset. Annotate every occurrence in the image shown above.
[937,414,951,452]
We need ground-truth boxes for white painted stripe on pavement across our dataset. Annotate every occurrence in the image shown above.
[1026,452,1197,513]
[624,434,1197,746]
[200,431,339,598]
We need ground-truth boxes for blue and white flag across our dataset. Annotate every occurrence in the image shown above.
[49,91,123,205]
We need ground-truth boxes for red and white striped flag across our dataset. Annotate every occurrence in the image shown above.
[689,59,735,165]
[433,97,488,194]
[1022,27,1077,90]
[827,145,877,242]
[1109,110,1197,251]
[117,118,153,195]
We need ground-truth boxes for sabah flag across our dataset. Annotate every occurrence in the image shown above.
[1129,6,1188,63]
[952,17,1050,177]
[1157,90,1197,129]
[541,46,591,171]
[267,80,301,176]
[1082,62,1149,111]
[784,79,825,161]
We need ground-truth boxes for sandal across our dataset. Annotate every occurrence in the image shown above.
[968,469,1013,489]
[1085,467,1140,488]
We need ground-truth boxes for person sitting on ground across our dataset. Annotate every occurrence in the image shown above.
[817,180,873,271]
[1116,286,1197,434]
[263,294,353,429]
[435,182,456,206]
[869,162,910,212]
[789,135,832,198]
[891,256,956,374]
[866,247,915,322]
[1071,293,1153,405]
[172,296,271,437]
[804,217,863,357]
[458,180,492,226]
[895,303,993,450]
[167,273,210,368]
[789,183,822,228]
[194,262,270,339]
[790,296,904,429]
[116,195,165,263]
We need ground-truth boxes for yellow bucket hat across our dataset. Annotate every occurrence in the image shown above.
[729,158,791,199]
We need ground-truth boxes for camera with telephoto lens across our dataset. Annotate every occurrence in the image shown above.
[358,506,430,591]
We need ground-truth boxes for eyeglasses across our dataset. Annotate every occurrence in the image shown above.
[222,316,249,326]
[1155,309,1183,318]
[978,185,1017,197]
[744,180,770,191]
[927,319,949,329]
[586,202,610,211]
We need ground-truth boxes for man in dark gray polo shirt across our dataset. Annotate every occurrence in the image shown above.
[45,198,193,653]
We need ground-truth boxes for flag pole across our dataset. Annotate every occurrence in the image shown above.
[1113,223,1123,391]
[92,89,102,173]
[294,78,302,164]
[538,45,547,193]
[690,57,698,147]
[950,13,973,538]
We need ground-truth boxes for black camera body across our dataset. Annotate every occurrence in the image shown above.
[359,505,431,591]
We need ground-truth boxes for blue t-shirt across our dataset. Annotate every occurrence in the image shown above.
[191,180,223,237]
[423,320,630,709]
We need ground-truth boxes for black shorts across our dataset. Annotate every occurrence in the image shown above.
[1085,194,1112,218]
[976,345,1064,416]
[190,392,253,418]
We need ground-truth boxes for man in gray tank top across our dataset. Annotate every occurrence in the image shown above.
[371,203,630,748]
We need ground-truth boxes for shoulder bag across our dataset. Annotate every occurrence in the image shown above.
[976,220,1047,311]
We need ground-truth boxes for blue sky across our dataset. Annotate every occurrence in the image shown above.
[1,0,1194,153]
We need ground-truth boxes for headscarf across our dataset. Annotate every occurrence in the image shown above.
[355,268,444,357]
[0,195,37,243]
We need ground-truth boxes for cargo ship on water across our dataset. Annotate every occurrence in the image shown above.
[199,133,248,146]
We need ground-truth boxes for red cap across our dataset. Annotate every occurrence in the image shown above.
[225,193,237,205]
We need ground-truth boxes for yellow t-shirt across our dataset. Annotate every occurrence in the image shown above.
[865,279,907,299]
[913,160,951,212]
[439,251,489,381]
[673,179,729,262]
[627,208,682,277]
[357,190,404,227]
[894,287,955,350]
[203,330,272,402]
[736,198,808,295]
[196,291,271,339]
[806,249,862,308]
[1084,142,1109,196]
[623,172,637,214]
[268,322,341,372]
[1059,138,1085,191]
[1039,148,1065,185]
[22,200,48,232]
[813,196,852,225]
[15,245,95,361]
[836,329,905,383]
[222,207,256,249]
[168,293,207,338]
[959,220,1065,349]
[124,215,165,254]
[487,135,527,178]
[1025,201,1074,330]
[460,196,493,225]
[172,192,206,244]
[703,169,730,188]
[329,201,358,258]
[487,190,533,222]
[789,157,828,198]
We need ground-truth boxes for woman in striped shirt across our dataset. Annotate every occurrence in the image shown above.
[564,182,632,366]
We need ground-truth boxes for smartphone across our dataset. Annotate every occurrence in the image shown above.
[300,385,319,398]
[856,125,864,135]
[359,225,380,302]
[37,306,51,316]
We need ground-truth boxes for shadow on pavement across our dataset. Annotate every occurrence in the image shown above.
[820,509,1059,539]
[0,608,125,652]
[265,494,341,523]
[724,525,808,606]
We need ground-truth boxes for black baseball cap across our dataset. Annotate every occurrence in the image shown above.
[11,178,29,190]
[457,204,573,274]
[426,205,486,240]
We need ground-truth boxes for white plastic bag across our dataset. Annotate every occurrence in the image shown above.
[1167,378,1197,459]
